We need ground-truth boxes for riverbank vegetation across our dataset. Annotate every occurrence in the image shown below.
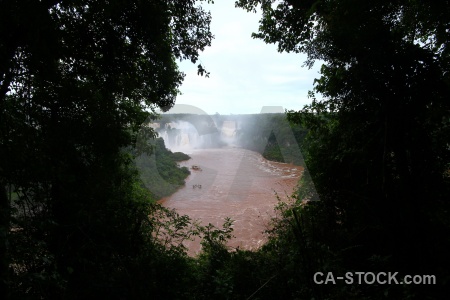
[1,0,449,299]
[135,138,191,200]
[233,113,308,165]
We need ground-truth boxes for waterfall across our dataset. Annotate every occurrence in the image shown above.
[156,120,239,151]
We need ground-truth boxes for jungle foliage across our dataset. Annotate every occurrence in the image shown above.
[1,0,449,299]
[135,137,191,200]
[234,0,450,298]
[0,0,212,298]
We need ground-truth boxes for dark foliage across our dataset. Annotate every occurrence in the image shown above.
[2,0,449,299]
[235,0,450,298]
[136,138,191,200]
[0,0,212,298]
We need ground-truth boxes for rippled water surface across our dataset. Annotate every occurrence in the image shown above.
[160,147,303,255]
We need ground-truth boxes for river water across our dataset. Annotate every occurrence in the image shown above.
[159,147,303,255]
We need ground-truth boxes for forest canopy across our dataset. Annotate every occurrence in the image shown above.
[0,0,212,298]
[235,0,450,298]
[0,0,449,299]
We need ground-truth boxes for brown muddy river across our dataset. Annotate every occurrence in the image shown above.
[160,147,303,255]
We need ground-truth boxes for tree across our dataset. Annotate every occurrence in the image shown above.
[0,0,212,298]
[236,0,450,298]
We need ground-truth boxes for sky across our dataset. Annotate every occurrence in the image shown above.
[169,1,322,115]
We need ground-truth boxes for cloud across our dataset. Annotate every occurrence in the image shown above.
[174,1,321,115]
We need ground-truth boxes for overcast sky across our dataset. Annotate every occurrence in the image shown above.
[171,1,322,115]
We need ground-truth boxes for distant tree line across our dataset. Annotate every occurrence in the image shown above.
[156,113,308,164]
[232,113,308,165]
